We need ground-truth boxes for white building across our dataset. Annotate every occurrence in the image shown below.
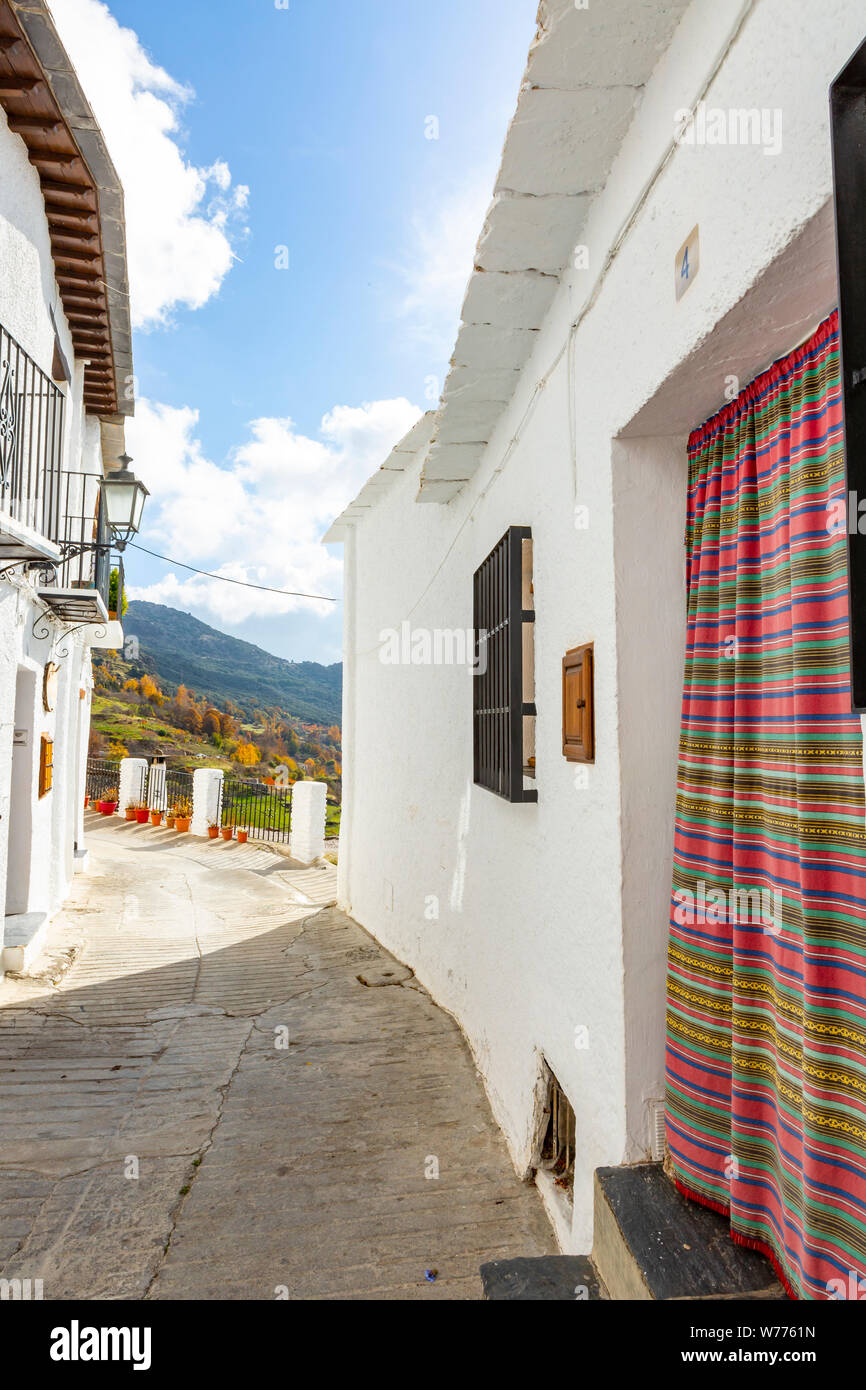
[0,0,133,973]
[327,0,866,1283]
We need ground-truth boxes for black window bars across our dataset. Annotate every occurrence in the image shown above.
[473,525,537,803]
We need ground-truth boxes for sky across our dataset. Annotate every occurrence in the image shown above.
[47,0,538,665]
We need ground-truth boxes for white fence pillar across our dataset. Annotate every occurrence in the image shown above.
[290,780,327,865]
[191,768,224,837]
[118,758,148,815]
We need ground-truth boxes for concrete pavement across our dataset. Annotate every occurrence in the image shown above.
[0,814,554,1299]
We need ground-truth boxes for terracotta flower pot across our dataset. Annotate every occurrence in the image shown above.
[237,831,248,844]
[99,801,117,816]
[136,809,150,824]
[125,808,137,822]
[84,795,89,809]
[165,817,176,830]
[150,811,162,827]
[221,827,233,841]
[175,818,191,834]
[207,826,219,840]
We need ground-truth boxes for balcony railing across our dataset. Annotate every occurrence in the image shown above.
[0,321,122,624]
[36,471,122,622]
[0,322,65,561]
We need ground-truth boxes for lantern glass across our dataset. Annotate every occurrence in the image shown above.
[102,463,149,537]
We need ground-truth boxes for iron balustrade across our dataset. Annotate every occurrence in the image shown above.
[219,777,292,843]
[43,471,118,612]
[85,757,121,804]
[0,323,65,544]
[325,803,340,840]
[0,320,119,610]
[165,767,194,815]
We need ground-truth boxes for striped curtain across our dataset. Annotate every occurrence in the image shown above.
[665,311,866,1299]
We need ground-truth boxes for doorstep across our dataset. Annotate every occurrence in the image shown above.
[2,911,49,974]
[481,1255,608,1300]
[480,1161,786,1300]
[592,1163,785,1300]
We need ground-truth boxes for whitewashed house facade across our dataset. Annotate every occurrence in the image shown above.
[327,0,866,1265]
[0,0,133,973]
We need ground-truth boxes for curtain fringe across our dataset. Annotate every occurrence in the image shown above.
[673,1176,799,1300]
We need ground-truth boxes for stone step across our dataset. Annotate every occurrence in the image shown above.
[592,1163,785,1300]
[480,1255,608,1300]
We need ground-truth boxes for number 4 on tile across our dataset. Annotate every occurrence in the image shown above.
[676,225,700,301]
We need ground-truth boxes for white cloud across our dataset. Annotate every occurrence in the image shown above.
[48,0,249,329]
[395,174,495,360]
[126,396,421,626]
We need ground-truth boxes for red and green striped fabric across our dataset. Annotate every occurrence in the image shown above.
[666,311,866,1300]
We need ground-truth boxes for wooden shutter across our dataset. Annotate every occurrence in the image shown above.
[562,644,594,763]
[39,736,54,797]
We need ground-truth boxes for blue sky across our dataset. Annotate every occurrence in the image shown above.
[50,0,537,665]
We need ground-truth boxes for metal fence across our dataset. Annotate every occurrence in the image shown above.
[219,778,292,843]
[165,766,194,815]
[50,471,117,611]
[0,321,65,541]
[85,757,121,804]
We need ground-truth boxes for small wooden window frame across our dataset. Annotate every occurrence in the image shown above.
[562,644,594,763]
[39,735,54,797]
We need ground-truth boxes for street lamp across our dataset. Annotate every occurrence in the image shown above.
[102,454,149,548]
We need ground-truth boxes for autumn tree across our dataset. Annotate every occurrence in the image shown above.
[140,674,163,706]
[235,741,261,767]
[202,707,222,736]
[184,705,204,736]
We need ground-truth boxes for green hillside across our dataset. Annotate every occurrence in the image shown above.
[123,601,342,726]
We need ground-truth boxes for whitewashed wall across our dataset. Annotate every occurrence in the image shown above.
[0,107,105,971]
[337,0,866,1251]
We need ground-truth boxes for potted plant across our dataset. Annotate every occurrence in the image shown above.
[135,803,150,825]
[99,788,118,815]
[150,808,163,827]
[84,793,89,809]
[165,807,177,830]
[207,819,219,840]
[124,802,137,822]
[174,798,192,834]
[237,830,248,845]
[221,825,234,841]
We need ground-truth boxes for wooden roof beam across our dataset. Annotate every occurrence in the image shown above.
[7,115,61,133]
[0,75,40,92]
[64,293,107,307]
[51,228,99,246]
[39,179,94,201]
[30,152,82,168]
[45,204,98,227]
[51,240,99,257]
[55,255,101,273]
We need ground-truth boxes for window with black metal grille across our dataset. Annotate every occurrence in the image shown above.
[472,525,537,803]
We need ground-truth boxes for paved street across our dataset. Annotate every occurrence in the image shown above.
[0,816,553,1300]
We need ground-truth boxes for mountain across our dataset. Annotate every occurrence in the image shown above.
[123,601,342,726]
